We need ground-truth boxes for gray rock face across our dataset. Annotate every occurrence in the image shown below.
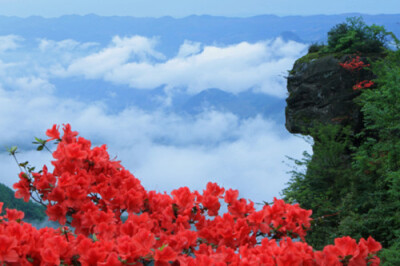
[285,54,374,136]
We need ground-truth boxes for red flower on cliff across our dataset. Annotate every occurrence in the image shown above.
[340,56,370,72]
[353,80,375,90]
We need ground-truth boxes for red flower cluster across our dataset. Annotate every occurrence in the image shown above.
[339,56,370,72]
[353,80,375,90]
[339,55,375,91]
[4,124,382,265]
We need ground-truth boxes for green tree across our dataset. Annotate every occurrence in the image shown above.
[350,49,400,264]
[283,124,354,249]
[326,17,393,54]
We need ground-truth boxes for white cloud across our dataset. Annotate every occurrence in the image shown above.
[0,35,23,53]
[38,39,98,52]
[64,36,165,79]
[0,62,54,95]
[0,82,310,203]
[121,117,310,202]
[0,60,16,74]
[0,35,311,204]
[176,40,202,58]
[0,35,307,98]
[61,37,307,97]
[12,76,55,94]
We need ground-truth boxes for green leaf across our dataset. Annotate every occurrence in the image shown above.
[21,173,30,180]
[158,243,168,251]
[19,161,28,167]
[34,137,46,144]
[7,146,17,155]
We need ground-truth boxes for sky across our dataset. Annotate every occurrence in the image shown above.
[0,0,399,17]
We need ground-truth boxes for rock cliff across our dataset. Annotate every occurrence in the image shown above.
[285,54,375,136]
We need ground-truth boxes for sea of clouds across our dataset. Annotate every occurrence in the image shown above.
[0,34,311,204]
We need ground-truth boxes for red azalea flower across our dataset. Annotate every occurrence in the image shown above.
[40,247,61,265]
[46,203,67,225]
[46,124,60,142]
[0,235,19,263]
[99,252,123,266]
[362,236,382,253]
[224,189,239,204]
[353,80,375,90]
[5,209,24,221]
[5,124,383,265]
[13,173,31,202]
[154,245,177,263]
[340,56,370,72]
[171,186,195,211]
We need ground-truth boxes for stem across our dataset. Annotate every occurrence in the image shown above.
[64,229,70,242]
[12,154,24,173]
[44,144,53,155]
[33,191,47,207]
[30,195,47,208]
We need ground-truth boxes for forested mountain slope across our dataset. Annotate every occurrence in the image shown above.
[0,182,46,221]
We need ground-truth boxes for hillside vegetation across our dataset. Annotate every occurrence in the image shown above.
[0,182,46,221]
[283,17,400,264]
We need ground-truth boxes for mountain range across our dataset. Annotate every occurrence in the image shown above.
[0,14,398,122]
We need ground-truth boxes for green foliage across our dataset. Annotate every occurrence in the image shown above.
[294,51,324,65]
[283,49,400,260]
[0,182,46,221]
[293,17,399,72]
[380,239,400,265]
[283,124,354,249]
[308,42,325,54]
[326,17,392,54]
[352,49,400,262]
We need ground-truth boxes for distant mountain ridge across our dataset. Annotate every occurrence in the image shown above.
[0,14,399,56]
[0,14,398,125]
[177,88,285,119]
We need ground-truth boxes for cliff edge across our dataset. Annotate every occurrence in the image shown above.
[285,54,375,136]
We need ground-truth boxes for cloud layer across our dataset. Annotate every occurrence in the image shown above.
[58,36,306,97]
[0,35,23,53]
[0,34,310,203]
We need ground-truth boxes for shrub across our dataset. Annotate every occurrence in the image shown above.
[326,17,391,54]
[1,125,383,265]
[308,42,325,53]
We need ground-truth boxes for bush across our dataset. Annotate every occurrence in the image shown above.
[308,42,325,53]
[283,124,354,249]
[1,125,383,265]
[326,17,391,54]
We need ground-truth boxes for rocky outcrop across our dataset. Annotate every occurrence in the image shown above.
[285,54,375,136]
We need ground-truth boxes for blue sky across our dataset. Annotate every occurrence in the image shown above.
[0,0,399,17]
